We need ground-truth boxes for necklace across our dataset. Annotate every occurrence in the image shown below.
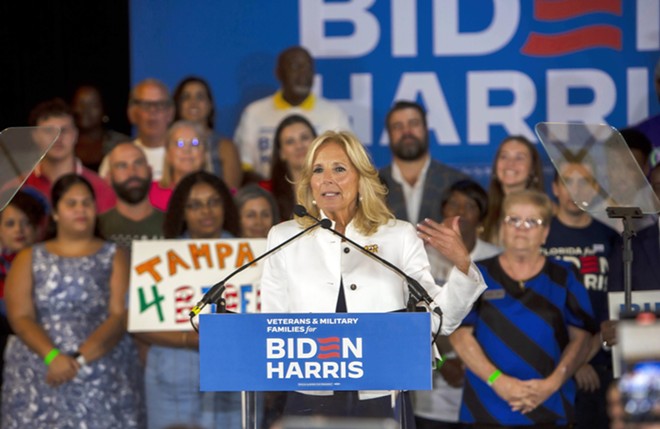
[500,254,543,290]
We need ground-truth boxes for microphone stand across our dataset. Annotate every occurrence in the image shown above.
[188,218,329,320]
[188,214,328,429]
[606,206,642,312]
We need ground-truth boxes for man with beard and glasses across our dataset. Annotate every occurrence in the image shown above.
[98,142,165,252]
[234,46,351,180]
[379,101,469,224]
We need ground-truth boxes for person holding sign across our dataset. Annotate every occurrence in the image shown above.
[2,174,144,428]
[260,131,487,426]
[450,190,597,428]
[138,171,241,429]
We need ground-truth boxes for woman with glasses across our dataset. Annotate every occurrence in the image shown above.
[149,120,210,211]
[173,76,243,190]
[481,136,545,245]
[137,171,240,429]
[449,190,597,429]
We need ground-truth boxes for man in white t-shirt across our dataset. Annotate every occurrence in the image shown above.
[99,78,174,180]
[234,46,351,179]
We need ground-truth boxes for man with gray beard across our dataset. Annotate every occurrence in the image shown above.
[99,142,165,252]
[379,101,469,224]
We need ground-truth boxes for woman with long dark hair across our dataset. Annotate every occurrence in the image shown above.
[140,171,241,429]
[481,136,544,245]
[173,76,242,190]
[269,114,317,220]
[2,174,144,428]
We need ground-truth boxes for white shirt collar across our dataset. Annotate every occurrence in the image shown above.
[390,157,431,223]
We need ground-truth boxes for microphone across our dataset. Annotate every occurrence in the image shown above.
[294,204,332,229]
[188,214,328,318]
[293,205,444,319]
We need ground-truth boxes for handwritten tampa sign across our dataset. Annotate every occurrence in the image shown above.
[127,238,266,332]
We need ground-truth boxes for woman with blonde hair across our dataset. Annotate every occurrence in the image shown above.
[260,130,487,426]
[149,120,209,211]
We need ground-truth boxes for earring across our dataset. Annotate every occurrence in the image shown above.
[312,200,317,205]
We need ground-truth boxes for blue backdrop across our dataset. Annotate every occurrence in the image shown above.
[130,0,660,185]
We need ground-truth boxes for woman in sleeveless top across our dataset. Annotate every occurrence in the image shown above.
[2,174,144,428]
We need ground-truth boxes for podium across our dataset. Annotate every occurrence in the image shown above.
[199,312,433,428]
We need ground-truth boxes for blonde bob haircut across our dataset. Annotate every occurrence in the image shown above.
[295,130,394,236]
[501,189,553,227]
[160,120,208,188]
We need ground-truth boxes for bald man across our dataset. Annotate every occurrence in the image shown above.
[98,142,165,252]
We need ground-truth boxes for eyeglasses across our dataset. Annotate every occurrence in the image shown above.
[131,99,172,112]
[503,215,544,230]
[174,138,202,150]
[185,197,222,212]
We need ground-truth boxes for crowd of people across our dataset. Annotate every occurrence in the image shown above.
[1,45,659,429]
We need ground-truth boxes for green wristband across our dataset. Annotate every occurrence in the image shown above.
[487,369,502,386]
[44,348,60,366]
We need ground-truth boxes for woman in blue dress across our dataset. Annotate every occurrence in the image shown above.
[2,174,144,428]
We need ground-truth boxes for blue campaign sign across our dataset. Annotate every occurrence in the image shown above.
[199,312,432,392]
[131,1,660,186]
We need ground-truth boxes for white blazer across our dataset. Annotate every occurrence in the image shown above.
[261,218,487,336]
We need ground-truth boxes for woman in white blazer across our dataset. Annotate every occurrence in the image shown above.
[260,130,487,427]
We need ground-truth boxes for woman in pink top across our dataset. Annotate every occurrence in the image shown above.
[149,120,209,211]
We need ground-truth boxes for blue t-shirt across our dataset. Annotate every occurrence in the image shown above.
[459,256,597,426]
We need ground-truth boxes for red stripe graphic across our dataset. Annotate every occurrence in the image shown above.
[534,0,621,21]
[580,256,599,274]
[521,25,621,56]
[319,344,340,351]
[316,337,341,359]
[317,352,341,359]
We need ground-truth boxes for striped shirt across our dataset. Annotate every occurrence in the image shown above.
[459,256,597,426]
